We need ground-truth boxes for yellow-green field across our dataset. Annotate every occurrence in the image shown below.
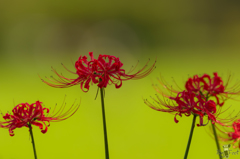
[0,48,240,159]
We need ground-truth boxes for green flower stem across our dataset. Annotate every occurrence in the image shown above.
[184,115,197,159]
[211,122,223,159]
[28,123,37,159]
[100,88,109,159]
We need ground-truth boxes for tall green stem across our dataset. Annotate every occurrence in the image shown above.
[28,123,37,159]
[184,115,197,159]
[100,88,109,159]
[211,122,223,159]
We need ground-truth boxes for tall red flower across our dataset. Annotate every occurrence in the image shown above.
[41,52,156,92]
[185,73,240,106]
[145,90,224,126]
[0,100,79,136]
[154,72,240,106]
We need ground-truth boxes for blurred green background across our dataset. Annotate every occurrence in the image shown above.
[0,0,240,158]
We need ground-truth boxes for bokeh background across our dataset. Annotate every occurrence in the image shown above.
[0,0,240,159]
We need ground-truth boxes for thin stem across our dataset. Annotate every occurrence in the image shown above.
[211,122,223,159]
[28,123,37,159]
[184,115,197,159]
[100,88,109,159]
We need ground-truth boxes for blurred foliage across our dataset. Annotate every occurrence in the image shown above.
[1,0,240,52]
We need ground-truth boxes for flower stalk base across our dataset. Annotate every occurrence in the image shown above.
[28,124,37,159]
[184,115,197,159]
[100,88,109,159]
[211,122,223,159]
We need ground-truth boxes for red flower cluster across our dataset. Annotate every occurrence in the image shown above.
[155,73,240,106]
[0,100,79,136]
[41,52,156,92]
[219,119,240,149]
[185,73,238,106]
[145,72,238,126]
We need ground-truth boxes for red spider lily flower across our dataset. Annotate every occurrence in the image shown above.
[40,52,156,92]
[185,73,224,95]
[144,90,225,126]
[186,73,227,106]
[154,73,240,106]
[0,100,79,136]
[218,119,240,149]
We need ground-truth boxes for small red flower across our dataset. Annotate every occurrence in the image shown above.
[41,52,156,92]
[219,119,240,149]
[145,90,223,126]
[0,100,79,136]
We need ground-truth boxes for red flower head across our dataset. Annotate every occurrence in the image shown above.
[185,73,240,106]
[41,52,156,92]
[154,72,240,106]
[219,119,240,149]
[145,90,224,126]
[0,100,79,136]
